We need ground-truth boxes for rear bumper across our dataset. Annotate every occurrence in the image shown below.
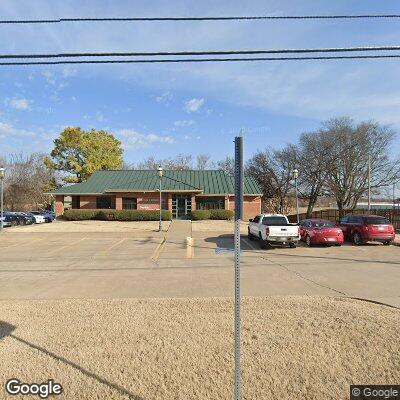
[267,236,300,243]
[363,235,395,243]
[313,236,344,244]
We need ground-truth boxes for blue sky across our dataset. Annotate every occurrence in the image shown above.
[1,0,400,163]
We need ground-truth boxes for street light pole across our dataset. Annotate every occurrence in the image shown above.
[158,166,163,232]
[0,167,4,232]
[368,155,371,213]
[293,169,299,224]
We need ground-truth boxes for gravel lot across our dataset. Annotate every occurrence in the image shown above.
[0,296,398,400]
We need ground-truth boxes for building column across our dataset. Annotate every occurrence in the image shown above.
[167,193,172,211]
[191,194,196,211]
[55,195,64,216]
[115,194,122,210]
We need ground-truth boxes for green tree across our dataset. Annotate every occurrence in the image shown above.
[45,127,123,183]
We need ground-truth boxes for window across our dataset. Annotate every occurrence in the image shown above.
[96,196,114,209]
[312,220,335,228]
[340,216,349,223]
[364,216,390,225]
[196,197,224,210]
[252,216,261,223]
[262,216,288,226]
[349,216,362,224]
[122,197,137,210]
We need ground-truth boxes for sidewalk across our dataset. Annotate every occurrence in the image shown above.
[158,220,192,260]
[394,234,400,247]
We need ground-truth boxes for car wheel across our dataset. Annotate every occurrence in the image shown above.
[383,241,392,246]
[259,233,268,249]
[353,232,363,246]
[306,235,312,247]
[289,242,296,248]
[247,228,253,240]
[335,244,342,247]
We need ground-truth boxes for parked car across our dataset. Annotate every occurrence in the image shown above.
[27,212,46,224]
[1,212,27,226]
[0,214,12,228]
[337,214,395,245]
[40,210,55,222]
[248,213,300,248]
[16,212,35,225]
[299,219,344,247]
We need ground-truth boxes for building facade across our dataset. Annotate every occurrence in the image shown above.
[50,170,262,220]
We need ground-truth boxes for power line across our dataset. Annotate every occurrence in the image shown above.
[2,46,400,59]
[1,15,400,24]
[1,54,400,66]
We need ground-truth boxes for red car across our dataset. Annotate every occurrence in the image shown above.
[337,214,395,245]
[299,219,344,246]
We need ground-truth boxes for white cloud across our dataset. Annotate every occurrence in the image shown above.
[10,98,30,110]
[62,66,78,78]
[96,111,105,122]
[184,98,204,113]
[42,71,56,85]
[117,129,174,149]
[174,119,194,127]
[0,121,36,138]
[156,91,173,105]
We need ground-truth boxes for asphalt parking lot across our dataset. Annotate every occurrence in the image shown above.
[1,222,399,307]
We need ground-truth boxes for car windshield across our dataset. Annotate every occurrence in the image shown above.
[312,221,335,228]
[262,216,288,226]
[364,217,390,225]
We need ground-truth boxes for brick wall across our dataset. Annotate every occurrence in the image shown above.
[225,195,262,220]
[55,195,64,216]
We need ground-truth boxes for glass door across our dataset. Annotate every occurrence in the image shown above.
[172,195,192,219]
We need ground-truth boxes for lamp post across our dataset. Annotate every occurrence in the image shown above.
[0,167,4,232]
[293,168,299,224]
[158,166,163,232]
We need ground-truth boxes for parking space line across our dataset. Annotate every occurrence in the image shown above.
[46,237,87,256]
[101,238,127,254]
[151,237,166,262]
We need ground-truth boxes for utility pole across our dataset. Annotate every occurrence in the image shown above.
[234,134,243,400]
[158,166,163,231]
[293,169,299,224]
[0,167,4,232]
[368,155,371,213]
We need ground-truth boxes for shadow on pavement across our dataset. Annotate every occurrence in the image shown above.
[0,320,144,400]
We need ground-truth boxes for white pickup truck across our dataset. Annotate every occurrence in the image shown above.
[248,213,300,248]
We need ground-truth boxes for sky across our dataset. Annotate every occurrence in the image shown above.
[1,0,400,164]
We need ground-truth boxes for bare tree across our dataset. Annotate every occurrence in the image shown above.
[196,154,215,170]
[135,154,193,170]
[217,156,235,175]
[1,153,57,211]
[320,117,400,216]
[246,145,297,213]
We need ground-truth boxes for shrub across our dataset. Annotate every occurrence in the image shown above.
[96,210,172,221]
[209,209,234,220]
[63,209,172,221]
[190,210,211,220]
[63,209,99,221]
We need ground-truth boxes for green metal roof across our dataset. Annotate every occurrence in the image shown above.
[50,170,262,196]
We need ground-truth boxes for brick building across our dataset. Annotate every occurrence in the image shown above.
[50,170,262,219]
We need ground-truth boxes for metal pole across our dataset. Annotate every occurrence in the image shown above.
[368,155,371,212]
[0,178,3,232]
[159,177,162,232]
[295,177,299,224]
[234,135,243,400]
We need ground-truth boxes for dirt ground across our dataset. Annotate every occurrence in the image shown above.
[0,296,398,400]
